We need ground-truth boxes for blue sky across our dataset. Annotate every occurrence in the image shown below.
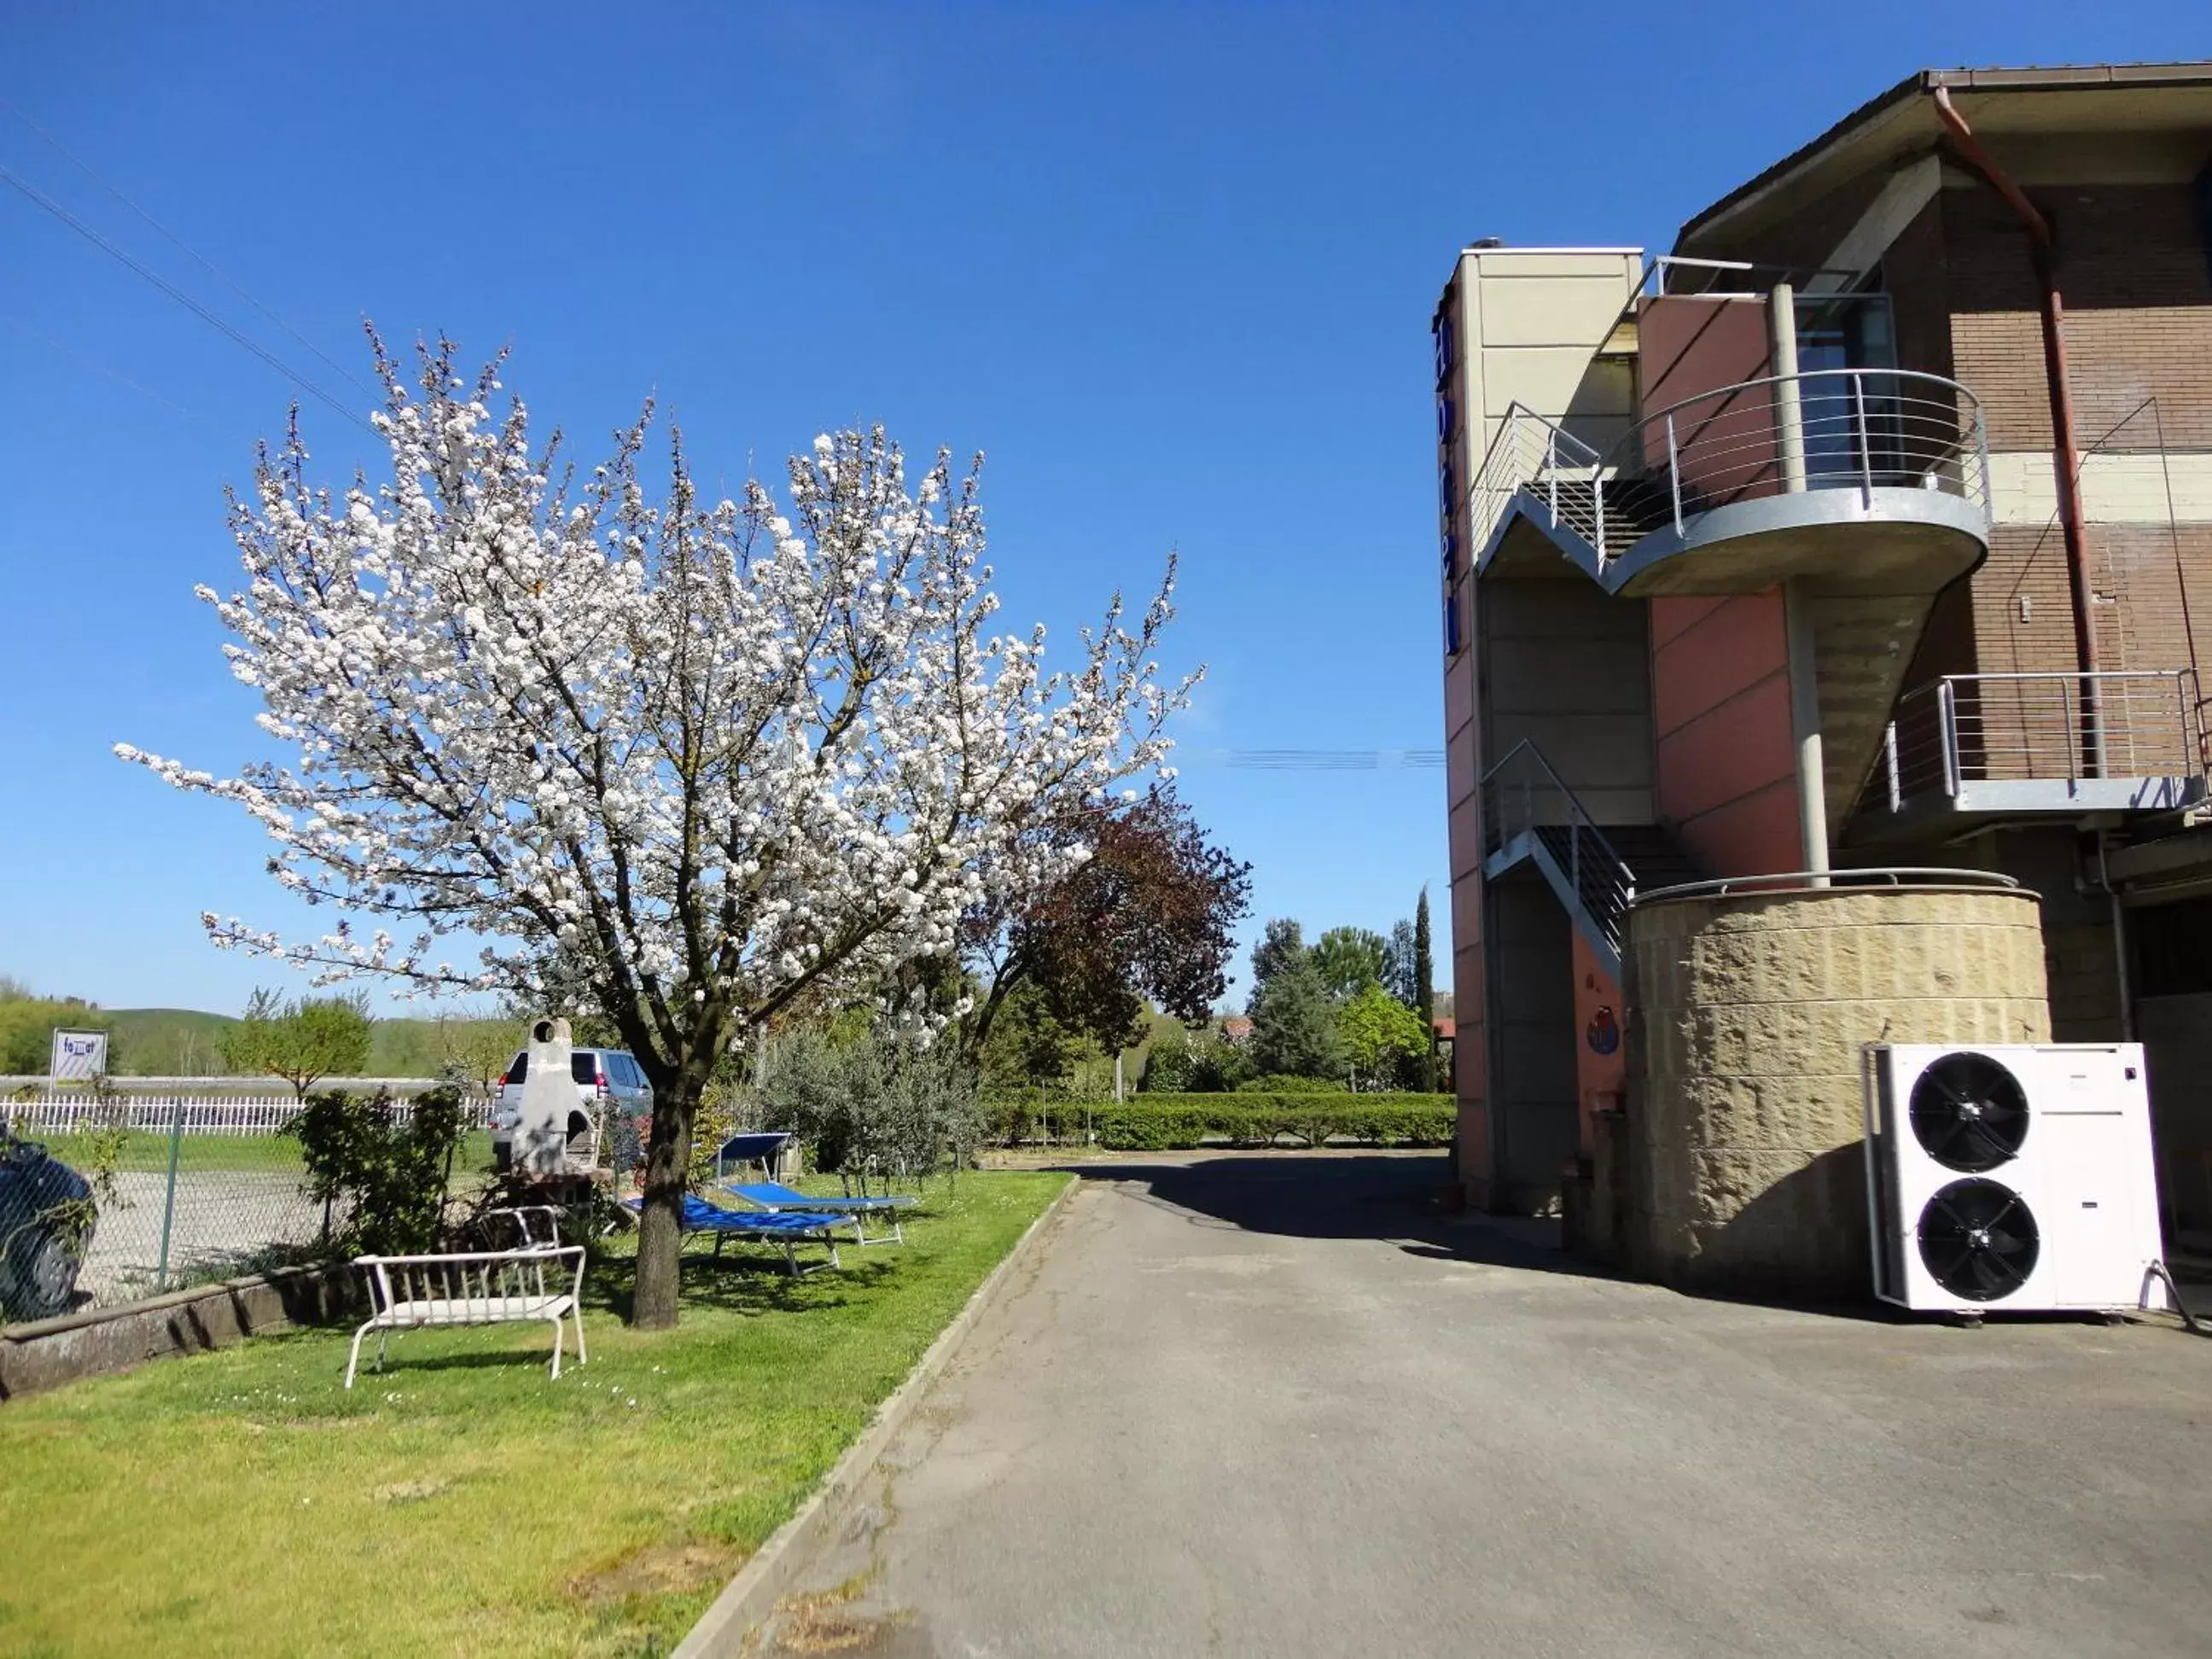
[3,3,2202,1016]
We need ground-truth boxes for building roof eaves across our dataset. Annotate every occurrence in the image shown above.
[1675,61,2212,252]
[1458,245,1644,256]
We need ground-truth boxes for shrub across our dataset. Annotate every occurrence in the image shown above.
[985,1093,1102,1146]
[1086,1093,1451,1151]
[286,1086,464,1255]
[1091,1106,1214,1151]
[754,1024,984,1179]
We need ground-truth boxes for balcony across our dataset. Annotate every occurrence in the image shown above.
[1859,671,2211,837]
[1471,369,1990,597]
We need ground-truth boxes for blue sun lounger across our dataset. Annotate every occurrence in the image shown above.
[625,1195,853,1276]
[719,1180,918,1247]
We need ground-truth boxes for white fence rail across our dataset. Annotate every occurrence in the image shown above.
[3,1093,496,1138]
[0,1074,450,1093]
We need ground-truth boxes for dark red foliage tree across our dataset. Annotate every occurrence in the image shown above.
[961,788,1252,1061]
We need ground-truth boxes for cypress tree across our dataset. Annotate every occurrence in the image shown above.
[1413,888,1438,1091]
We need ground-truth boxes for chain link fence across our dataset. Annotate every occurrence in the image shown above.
[2,1090,493,1321]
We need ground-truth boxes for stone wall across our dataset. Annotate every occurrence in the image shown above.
[1618,884,2051,1301]
[0,1264,358,1401]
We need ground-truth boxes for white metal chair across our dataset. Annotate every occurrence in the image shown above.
[346,1243,587,1388]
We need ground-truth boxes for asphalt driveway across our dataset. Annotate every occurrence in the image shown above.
[750,1152,2212,1659]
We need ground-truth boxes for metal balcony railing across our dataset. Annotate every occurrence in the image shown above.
[1881,671,2209,806]
[1470,369,1990,566]
[1480,739,1639,956]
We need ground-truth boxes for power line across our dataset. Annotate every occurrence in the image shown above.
[2,312,206,423]
[3,99,375,398]
[0,160,373,434]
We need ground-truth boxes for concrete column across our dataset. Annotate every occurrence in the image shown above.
[1768,284,1807,495]
[1769,284,1828,881]
[1784,579,1831,882]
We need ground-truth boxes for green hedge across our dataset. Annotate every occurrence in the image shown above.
[987,1093,1453,1151]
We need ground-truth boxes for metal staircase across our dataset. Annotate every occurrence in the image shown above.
[1480,740,1703,979]
[1470,381,1994,841]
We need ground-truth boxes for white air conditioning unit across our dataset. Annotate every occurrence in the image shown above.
[1862,1044,2168,1314]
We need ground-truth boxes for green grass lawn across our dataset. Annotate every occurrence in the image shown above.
[40,1128,499,1177]
[0,1170,1068,1658]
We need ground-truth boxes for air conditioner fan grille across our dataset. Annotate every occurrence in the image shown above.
[1909,1051,2029,1173]
[1917,1177,2040,1302]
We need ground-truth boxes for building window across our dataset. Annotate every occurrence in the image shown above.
[1794,291,1904,485]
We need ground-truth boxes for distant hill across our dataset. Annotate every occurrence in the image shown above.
[13,998,1171,1082]
[106,1007,238,1075]
[368,1016,525,1076]
[1,1000,521,1079]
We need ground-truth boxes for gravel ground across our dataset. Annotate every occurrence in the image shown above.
[74,1168,323,1304]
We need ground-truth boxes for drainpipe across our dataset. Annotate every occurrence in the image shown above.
[2096,834,2136,1042]
[1770,283,1831,882]
[1931,84,2104,777]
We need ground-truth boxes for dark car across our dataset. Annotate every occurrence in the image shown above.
[0,1132,94,1321]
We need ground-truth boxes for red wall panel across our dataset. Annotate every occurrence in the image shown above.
[1651,591,1802,875]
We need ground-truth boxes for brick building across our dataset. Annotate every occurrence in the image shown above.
[1436,65,2212,1252]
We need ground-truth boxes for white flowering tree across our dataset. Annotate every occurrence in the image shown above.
[119,335,1190,1327]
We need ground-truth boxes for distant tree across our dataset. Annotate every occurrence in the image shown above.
[977,981,1084,1096]
[436,1011,529,1103]
[1382,919,1419,1010]
[0,975,32,1002]
[962,788,1252,1064]
[1307,926,1388,1002]
[223,989,374,1101]
[1338,983,1430,1091]
[1138,1024,1196,1092]
[1245,918,1307,1012]
[1187,1027,1257,1093]
[0,997,115,1075]
[1413,888,1435,1023]
[1249,962,1341,1080]
[1413,887,1438,1090]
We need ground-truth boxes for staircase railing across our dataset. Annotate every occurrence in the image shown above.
[1480,739,1639,956]
[1470,405,1604,558]
[1468,370,1990,566]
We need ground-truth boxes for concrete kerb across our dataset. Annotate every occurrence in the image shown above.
[672,1173,1080,1659]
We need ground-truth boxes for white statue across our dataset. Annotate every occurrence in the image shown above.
[515,1016,575,1173]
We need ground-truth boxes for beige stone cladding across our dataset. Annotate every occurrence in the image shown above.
[1621,886,2050,1299]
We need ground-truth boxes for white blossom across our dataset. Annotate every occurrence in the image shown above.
[119,334,1195,1088]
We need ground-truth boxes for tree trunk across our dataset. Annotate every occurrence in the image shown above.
[629,1086,697,1330]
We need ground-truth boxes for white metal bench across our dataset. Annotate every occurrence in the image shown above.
[346,1239,588,1388]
